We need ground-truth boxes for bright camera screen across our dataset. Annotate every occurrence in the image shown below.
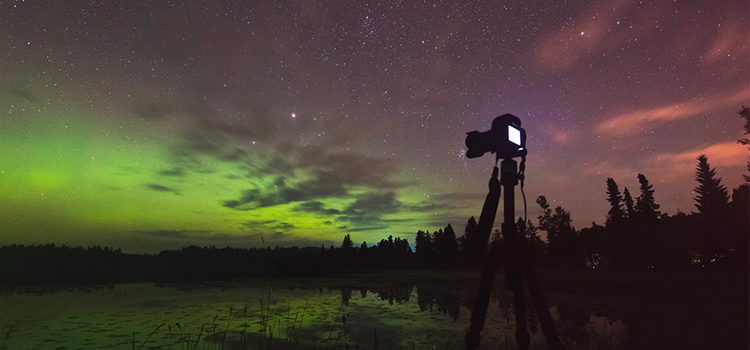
[508,125,521,146]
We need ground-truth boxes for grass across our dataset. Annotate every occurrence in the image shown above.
[128,296,627,350]
[131,291,376,350]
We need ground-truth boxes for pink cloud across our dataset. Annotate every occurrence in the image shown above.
[595,88,750,135]
[647,142,747,180]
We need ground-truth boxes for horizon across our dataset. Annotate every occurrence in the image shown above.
[1,1,748,254]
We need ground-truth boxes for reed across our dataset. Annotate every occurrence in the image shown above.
[131,293,318,349]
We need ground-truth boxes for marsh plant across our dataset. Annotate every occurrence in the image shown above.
[132,292,366,349]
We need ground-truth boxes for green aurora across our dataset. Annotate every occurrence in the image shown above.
[1,1,747,253]
[1,105,458,252]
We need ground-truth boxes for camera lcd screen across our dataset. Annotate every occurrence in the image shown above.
[508,125,521,146]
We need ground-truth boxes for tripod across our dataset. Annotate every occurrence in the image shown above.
[465,157,564,350]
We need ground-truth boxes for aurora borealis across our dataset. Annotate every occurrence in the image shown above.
[1,1,748,253]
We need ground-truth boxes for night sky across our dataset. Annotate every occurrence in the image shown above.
[1,0,748,253]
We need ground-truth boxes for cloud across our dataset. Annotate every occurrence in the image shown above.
[295,201,342,215]
[157,167,186,177]
[275,222,295,230]
[145,183,181,195]
[223,150,402,210]
[646,141,747,180]
[595,88,750,135]
[338,191,402,226]
[222,177,307,210]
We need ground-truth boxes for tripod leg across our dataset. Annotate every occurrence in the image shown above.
[465,244,500,349]
[522,259,565,349]
[465,167,501,350]
[505,238,530,350]
[511,275,530,350]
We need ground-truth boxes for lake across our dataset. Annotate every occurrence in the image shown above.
[0,270,744,349]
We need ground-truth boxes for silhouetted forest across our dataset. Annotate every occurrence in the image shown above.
[2,108,748,285]
[2,162,746,285]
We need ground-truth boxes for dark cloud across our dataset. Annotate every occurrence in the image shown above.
[344,191,401,215]
[222,181,306,210]
[314,153,400,188]
[275,222,295,230]
[181,132,224,156]
[339,191,402,226]
[223,149,404,210]
[145,183,181,195]
[295,201,342,215]
[157,167,186,177]
[264,156,296,175]
[219,148,248,162]
[167,147,217,174]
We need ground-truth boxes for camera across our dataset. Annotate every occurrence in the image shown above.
[465,114,526,159]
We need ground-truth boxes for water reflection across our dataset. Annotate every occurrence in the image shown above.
[0,277,627,349]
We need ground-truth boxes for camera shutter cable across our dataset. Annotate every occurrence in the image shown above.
[519,154,527,225]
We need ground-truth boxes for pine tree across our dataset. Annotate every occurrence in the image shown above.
[635,174,660,221]
[693,155,729,217]
[517,217,545,261]
[605,178,624,225]
[536,195,580,266]
[459,216,483,256]
[342,234,354,250]
[415,230,433,256]
[438,224,459,258]
[622,187,635,219]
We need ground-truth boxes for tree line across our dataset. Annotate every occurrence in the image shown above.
[2,155,745,281]
[3,108,747,282]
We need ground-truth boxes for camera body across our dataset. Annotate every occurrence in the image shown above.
[465,114,526,159]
